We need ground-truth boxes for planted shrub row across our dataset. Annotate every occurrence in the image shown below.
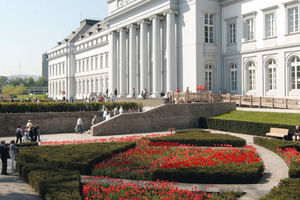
[16,142,136,199]
[150,129,246,147]
[254,137,300,178]
[199,117,294,139]
[260,178,300,200]
[0,102,141,113]
[152,163,264,184]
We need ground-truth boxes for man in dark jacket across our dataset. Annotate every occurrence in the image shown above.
[0,140,9,175]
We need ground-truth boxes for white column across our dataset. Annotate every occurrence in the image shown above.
[104,76,108,96]
[77,80,79,97]
[85,78,88,98]
[89,77,92,95]
[139,20,149,97]
[166,10,177,93]
[94,77,97,93]
[100,76,104,94]
[98,76,101,94]
[109,32,118,97]
[151,15,162,97]
[128,24,137,97]
[119,28,127,97]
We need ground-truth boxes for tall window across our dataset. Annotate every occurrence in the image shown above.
[205,13,214,44]
[78,61,81,73]
[86,58,89,71]
[265,13,275,38]
[82,60,85,72]
[228,23,236,44]
[247,61,256,91]
[62,62,65,74]
[288,7,299,33]
[95,56,98,69]
[291,56,300,89]
[267,59,277,90]
[105,53,109,68]
[205,64,213,91]
[100,55,103,69]
[91,57,94,70]
[245,18,254,41]
[230,63,237,91]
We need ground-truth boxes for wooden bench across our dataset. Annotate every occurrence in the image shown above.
[266,127,289,140]
[167,128,176,134]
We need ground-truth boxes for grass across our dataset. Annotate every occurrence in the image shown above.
[212,110,300,126]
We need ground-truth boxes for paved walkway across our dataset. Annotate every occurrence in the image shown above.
[0,131,289,200]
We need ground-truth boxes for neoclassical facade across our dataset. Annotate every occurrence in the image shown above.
[48,0,300,99]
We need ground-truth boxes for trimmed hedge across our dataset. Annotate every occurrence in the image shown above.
[199,117,294,139]
[16,142,39,147]
[16,142,136,200]
[150,129,246,147]
[260,178,300,200]
[254,137,300,178]
[151,162,264,184]
[0,102,142,113]
[17,142,136,174]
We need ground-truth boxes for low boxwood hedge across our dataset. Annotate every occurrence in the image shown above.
[150,129,246,147]
[254,137,300,178]
[151,162,264,184]
[260,178,300,200]
[16,142,39,147]
[199,117,294,139]
[0,102,142,113]
[16,142,136,200]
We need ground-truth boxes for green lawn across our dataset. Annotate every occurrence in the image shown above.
[213,110,300,126]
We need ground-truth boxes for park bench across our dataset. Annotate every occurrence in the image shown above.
[167,128,176,134]
[266,127,289,140]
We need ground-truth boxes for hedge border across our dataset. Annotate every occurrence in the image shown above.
[199,117,294,139]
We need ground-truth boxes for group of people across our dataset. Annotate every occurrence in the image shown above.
[0,140,19,175]
[15,120,41,143]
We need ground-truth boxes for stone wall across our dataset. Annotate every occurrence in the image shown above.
[91,102,236,136]
[0,111,103,137]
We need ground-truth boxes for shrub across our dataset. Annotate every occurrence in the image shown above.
[150,129,246,147]
[260,178,300,200]
[151,162,264,184]
[254,137,300,178]
[0,102,142,113]
[200,117,294,139]
[16,142,39,147]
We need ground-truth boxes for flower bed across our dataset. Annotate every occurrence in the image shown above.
[82,176,243,200]
[93,140,263,183]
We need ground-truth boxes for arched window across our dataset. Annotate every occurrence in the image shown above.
[205,64,213,91]
[247,61,256,91]
[290,56,300,90]
[230,63,237,91]
[267,59,276,90]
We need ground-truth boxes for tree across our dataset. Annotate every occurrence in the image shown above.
[25,77,35,87]
[35,76,48,87]
[0,76,8,87]
[10,77,25,86]
[2,85,15,95]
[14,84,28,95]
[2,84,28,95]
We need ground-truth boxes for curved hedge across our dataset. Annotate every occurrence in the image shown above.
[150,129,246,147]
[199,117,294,139]
[0,102,142,113]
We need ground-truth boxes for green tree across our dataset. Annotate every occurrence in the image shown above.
[14,84,28,95]
[35,76,48,87]
[2,85,15,95]
[10,77,25,86]
[25,77,35,87]
[0,76,8,87]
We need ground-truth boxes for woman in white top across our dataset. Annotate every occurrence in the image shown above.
[9,140,18,171]
[103,109,108,120]
[106,113,111,120]
[119,106,123,114]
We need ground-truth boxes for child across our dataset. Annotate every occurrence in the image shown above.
[23,129,30,142]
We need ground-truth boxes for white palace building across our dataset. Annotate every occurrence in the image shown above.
[48,0,300,100]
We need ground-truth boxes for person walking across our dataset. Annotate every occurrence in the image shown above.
[91,115,97,126]
[119,106,124,114]
[113,106,119,116]
[33,122,41,142]
[103,109,108,121]
[132,88,136,98]
[114,88,117,97]
[76,117,83,134]
[0,140,9,175]
[15,124,23,143]
[9,140,18,171]
[26,120,34,142]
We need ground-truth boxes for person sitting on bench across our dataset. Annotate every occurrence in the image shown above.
[293,126,300,141]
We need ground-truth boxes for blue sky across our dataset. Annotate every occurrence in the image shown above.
[0,0,108,77]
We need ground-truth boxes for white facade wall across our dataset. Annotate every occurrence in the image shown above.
[48,0,300,99]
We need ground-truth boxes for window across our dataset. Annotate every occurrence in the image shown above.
[95,56,98,69]
[228,22,236,44]
[62,62,65,74]
[205,13,214,43]
[288,7,299,33]
[245,18,254,41]
[82,60,85,72]
[247,61,256,90]
[91,57,94,71]
[105,53,109,68]
[290,56,300,90]
[230,63,237,91]
[100,54,103,69]
[205,64,213,91]
[265,13,275,38]
[86,58,89,71]
[267,59,277,90]
[78,61,81,73]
